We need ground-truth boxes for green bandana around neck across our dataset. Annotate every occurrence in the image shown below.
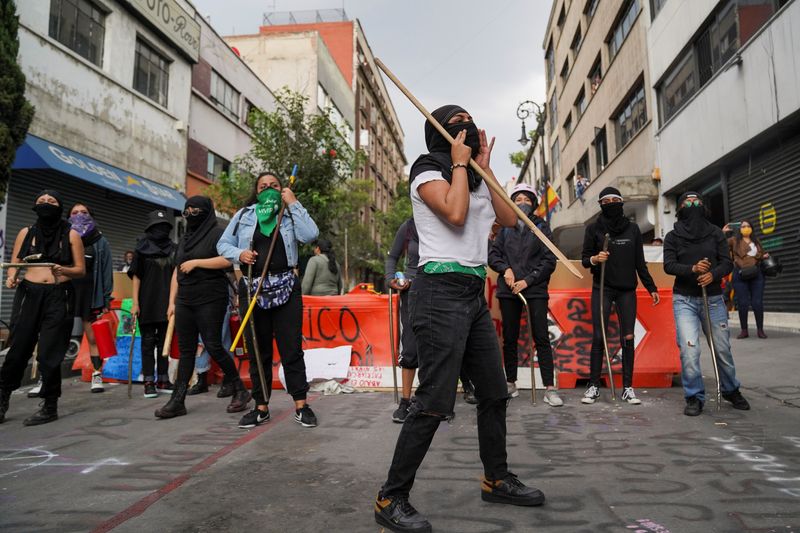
[256,188,281,236]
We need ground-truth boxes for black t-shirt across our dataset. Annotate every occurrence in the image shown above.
[252,228,289,275]
[129,252,174,324]
[176,226,228,306]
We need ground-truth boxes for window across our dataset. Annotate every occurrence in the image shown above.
[615,84,647,150]
[546,43,555,85]
[560,59,570,83]
[557,4,567,27]
[207,151,230,181]
[585,0,601,21]
[564,114,573,137]
[594,127,609,171]
[575,88,587,118]
[710,2,738,69]
[243,99,256,127]
[589,55,603,94]
[571,26,583,56]
[49,0,106,66]
[609,0,641,60]
[211,70,240,120]
[566,171,576,204]
[577,152,591,183]
[549,96,558,132]
[659,50,697,122]
[133,39,170,107]
[551,139,561,178]
[651,0,668,19]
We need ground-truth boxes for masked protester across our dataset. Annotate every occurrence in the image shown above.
[54,203,114,396]
[580,187,659,405]
[374,105,544,533]
[727,220,768,339]
[0,190,85,426]
[129,210,176,398]
[488,183,560,405]
[155,196,251,419]
[664,192,750,416]
[217,172,320,429]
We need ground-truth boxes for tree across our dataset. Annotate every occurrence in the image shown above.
[377,179,412,256]
[0,0,35,205]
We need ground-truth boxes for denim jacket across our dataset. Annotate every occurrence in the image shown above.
[217,201,319,267]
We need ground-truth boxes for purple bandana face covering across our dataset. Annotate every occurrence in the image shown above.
[69,213,96,237]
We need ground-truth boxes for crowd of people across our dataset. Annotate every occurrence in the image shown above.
[0,106,768,533]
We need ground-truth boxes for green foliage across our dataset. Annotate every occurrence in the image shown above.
[0,0,35,205]
[509,150,527,169]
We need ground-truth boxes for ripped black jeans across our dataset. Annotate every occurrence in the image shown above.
[589,286,637,389]
[381,272,510,498]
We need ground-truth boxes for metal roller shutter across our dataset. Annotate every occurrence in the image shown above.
[1,171,179,323]
[727,132,800,313]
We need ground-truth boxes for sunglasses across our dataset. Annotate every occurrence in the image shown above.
[182,207,204,217]
[682,198,702,208]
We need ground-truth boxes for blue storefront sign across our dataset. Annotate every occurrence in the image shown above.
[13,134,185,211]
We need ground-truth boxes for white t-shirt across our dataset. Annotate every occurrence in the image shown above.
[411,170,496,267]
[747,242,758,257]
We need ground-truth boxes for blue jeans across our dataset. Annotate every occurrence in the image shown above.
[732,268,765,331]
[196,305,233,374]
[673,294,741,402]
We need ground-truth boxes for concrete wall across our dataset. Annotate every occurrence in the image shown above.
[650,0,800,193]
[17,0,193,190]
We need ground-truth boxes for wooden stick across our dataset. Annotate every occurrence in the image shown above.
[161,315,175,358]
[374,58,583,279]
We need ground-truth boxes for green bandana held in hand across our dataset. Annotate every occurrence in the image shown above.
[256,188,281,236]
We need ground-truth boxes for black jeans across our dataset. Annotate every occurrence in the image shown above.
[590,286,637,388]
[175,297,240,386]
[397,288,418,369]
[140,321,169,382]
[0,281,73,399]
[239,277,308,405]
[382,273,509,498]
[499,296,555,386]
[732,269,765,331]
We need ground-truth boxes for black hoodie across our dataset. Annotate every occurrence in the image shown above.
[663,192,732,297]
[581,221,657,293]
[489,215,556,300]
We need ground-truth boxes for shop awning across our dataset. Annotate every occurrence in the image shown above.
[13,134,185,211]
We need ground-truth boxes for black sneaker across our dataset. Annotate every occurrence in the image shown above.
[684,396,703,416]
[463,386,478,405]
[392,398,411,423]
[722,390,751,410]
[239,407,270,428]
[480,473,545,506]
[374,492,432,533]
[295,404,318,428]
[0,388,11,424]
[23,400,58,426]
[217,381,235,398]
[157,380,174,392]
[144,381,158,398]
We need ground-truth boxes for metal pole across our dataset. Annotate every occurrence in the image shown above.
[388,288,399,403]
[599,233,616,401]
[127,314,138,399]
[246,260,271,405]
[518,293,537,405]
[701,280,722,411]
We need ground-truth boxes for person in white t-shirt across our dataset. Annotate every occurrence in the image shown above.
[374,105,546,533]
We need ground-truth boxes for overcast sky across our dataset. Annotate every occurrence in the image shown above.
[191,0,551,184]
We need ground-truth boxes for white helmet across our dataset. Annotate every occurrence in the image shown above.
[510,183,538,204]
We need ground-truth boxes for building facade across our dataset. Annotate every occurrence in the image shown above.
[225,10,406,245]
[4,0,198,320]
[543,0,660,257]
[649,0,799,312]
[186,14,280,199]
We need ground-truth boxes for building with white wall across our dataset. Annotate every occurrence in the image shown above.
[648,0,799,312]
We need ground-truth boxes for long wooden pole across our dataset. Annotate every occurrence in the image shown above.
[374,58,582,279]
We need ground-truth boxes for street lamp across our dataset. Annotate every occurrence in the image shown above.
[515,100,545,187]
[516,100,542,147]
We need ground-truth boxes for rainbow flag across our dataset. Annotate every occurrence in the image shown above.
[534,184,560,218]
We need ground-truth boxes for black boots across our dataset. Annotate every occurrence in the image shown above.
[217,380,234,398]
[0,388,10,424]
[155,382,188,419]
[187,372,209,395]
[226,379,251,413]
[23,398,58,426]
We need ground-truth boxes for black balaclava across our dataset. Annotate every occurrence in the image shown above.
[409,105,483,191]
[674,191,714,241]
[177,196,218,264]
[597,186,629,234]
[31,189,71,263]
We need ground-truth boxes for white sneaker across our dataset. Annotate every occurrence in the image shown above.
[91,371,104,393]
[27,378,43,398]
[543,389,564,407]
[507,382,519,398]
[622,387,642,405]
[581,385,599,404]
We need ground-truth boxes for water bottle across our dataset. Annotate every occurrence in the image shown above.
[394,271,407,288]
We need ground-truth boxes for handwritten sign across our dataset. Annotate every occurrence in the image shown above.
[125,0,200,62]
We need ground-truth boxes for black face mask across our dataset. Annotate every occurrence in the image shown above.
[442,121,481,158]
[148,223,172,240]
[601,203,625,220]
[33,203,63,224]
[185,213,205,229]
